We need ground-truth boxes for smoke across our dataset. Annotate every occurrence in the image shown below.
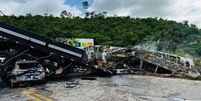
[134,40,159,51]
[134,44,143,49]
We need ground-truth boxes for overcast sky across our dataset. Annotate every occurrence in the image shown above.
[0,0,201,28]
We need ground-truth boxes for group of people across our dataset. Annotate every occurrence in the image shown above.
[83,49,107,70]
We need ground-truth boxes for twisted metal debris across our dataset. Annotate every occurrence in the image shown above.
[84,45,200,77]
[135,50,200,76]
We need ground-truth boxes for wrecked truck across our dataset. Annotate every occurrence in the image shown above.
[84,45,200,77]
[0,21,113,87]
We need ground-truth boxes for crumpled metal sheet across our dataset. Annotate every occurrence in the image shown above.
[11,66,45,81]
[135,50,200,76]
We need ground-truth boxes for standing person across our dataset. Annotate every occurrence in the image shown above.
[102,49,107,70]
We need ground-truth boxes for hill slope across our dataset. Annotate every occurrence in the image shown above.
[1,12,201,57]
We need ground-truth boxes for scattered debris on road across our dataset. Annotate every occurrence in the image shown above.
[63,81,81,88]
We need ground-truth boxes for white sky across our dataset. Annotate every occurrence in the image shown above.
[0,0,82,16]
[91,0,201,28]
[0,0,201,28]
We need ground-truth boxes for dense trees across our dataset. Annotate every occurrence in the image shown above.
[1,11,201,58]
[82,1,89,13]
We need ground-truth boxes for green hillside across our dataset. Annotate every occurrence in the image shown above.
[1,11,201,59]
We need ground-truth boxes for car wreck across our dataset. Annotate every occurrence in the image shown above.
[9,61,45,88]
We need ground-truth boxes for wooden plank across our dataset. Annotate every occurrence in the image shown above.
[145,73,164,77]
[154,66,158,73]
[139,59,143,70]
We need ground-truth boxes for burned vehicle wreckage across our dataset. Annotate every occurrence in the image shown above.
[84,45,200,77]
[0,21,201,88]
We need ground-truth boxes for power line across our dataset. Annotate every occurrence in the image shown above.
[0,10,13,25]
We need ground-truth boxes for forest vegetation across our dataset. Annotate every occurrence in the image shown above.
[1,9,201,67]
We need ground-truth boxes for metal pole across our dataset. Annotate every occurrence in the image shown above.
[154,66,158,73]
[96,46,100,58]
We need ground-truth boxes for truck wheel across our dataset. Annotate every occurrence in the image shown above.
[15,54,33,62]
[39,56,61,70]
[0,51,13,68]
[41,63,56,79]
[4,65,14,74]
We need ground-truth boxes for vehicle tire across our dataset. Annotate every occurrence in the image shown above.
[39,56,61,70]
[15,54,33,62]
[0,51,13,68]
[41,63,56,79]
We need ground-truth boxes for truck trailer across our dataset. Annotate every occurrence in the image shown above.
[0,21,113,85]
